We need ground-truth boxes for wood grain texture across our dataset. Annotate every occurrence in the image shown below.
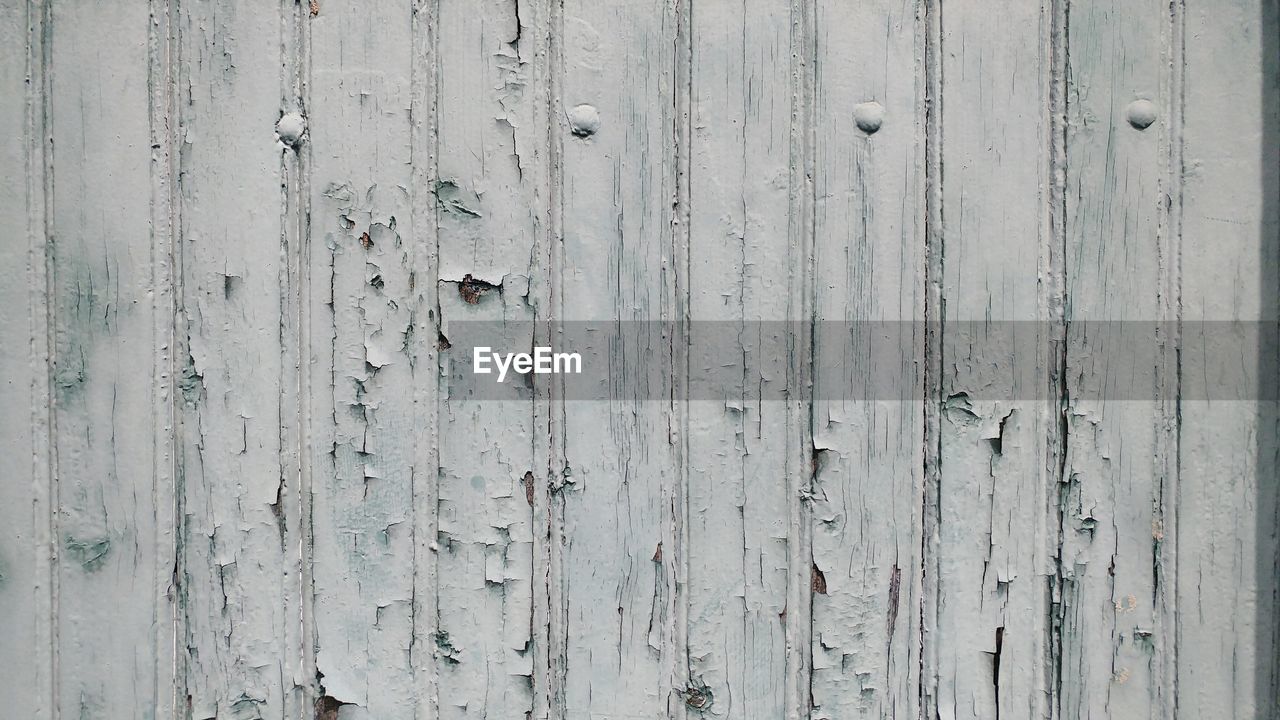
[809,0,924,716]
[308,3,420,715]
[176,3,296,717]
[1,0,1276,718]
[45,2,178,718]
[0,2,45,717]
[1058,0,1173,715]
[685,2,794,718]
[1178,0,1279,716]
[434,0,542,717]
[929,1,1058,718]
[555,1,684,717]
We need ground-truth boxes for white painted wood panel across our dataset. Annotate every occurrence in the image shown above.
[44,2,178,718]
[930,1,1058,717]
[555,1,684,717]
[685,2,795,719]
[1,1,1275,718]
[308,3,420,716]
[1178,1,1279,716]
[809,1,924,716]
[1059,0,1173,716]
[176,3,298,718]
[0,2,45,717]
[434,1,542,717]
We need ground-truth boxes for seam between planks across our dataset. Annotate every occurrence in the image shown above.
[147,0,181,717]
[921,0,944,715]
[27,1,56,718]
[545,0,568,714]
[279,0,315,716]
[1047,0,1069,716]
[1165,0,1185,715]
[527,0,559,714]
[671,0,693,715]
[410,0,441,718]
[170,0,191,711]
[787,0,817,716]
[521,0,559,717]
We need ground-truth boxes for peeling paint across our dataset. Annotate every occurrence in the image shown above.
[2,1,1276,719]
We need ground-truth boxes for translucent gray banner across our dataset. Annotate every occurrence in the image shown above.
[435,321,1279,401]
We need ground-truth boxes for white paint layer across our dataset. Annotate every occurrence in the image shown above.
[0,1,1275,718]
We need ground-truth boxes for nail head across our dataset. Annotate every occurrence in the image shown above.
[853,101,884,135]
[568,104,601,137]
[276,112,307,146]
[1126,99,1157,130]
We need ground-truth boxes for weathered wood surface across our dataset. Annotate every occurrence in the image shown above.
[1,1,1276,718]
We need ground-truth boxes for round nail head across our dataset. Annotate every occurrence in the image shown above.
[853,101,884,135]
[568,104,601,137]
[1126,99,1157,130]
[276,112,306,146]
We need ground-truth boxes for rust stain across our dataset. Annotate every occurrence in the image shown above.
[684,686,710,710]
[458,273,495,304]
[887,563,902,636]
[811,563,827,595]
[315,696,343,720]
[523,471,535,506]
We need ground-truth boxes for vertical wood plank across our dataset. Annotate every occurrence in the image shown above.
[0,1,44,716]
[49,0,165,713]
[519,1,558,717]
[808,0,925,717]
[46,1,174,717]
[149,0,181,717]
[408,0,441,717]
[2,4,1277,720]
[1057,0,1173,715]
[684,1,794,717]
[435,297,536,719]
[19,3,57,717]
[1178,0,1279,716]
[279,4,314,716]
[929,1,1058,717]
[308,3,419,716]
[555,0,683,715]
[432,0,543,717]
[175,2,297,717]
[784,3,815,716]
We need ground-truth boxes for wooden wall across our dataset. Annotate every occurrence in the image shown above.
[0,0,1276,718]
